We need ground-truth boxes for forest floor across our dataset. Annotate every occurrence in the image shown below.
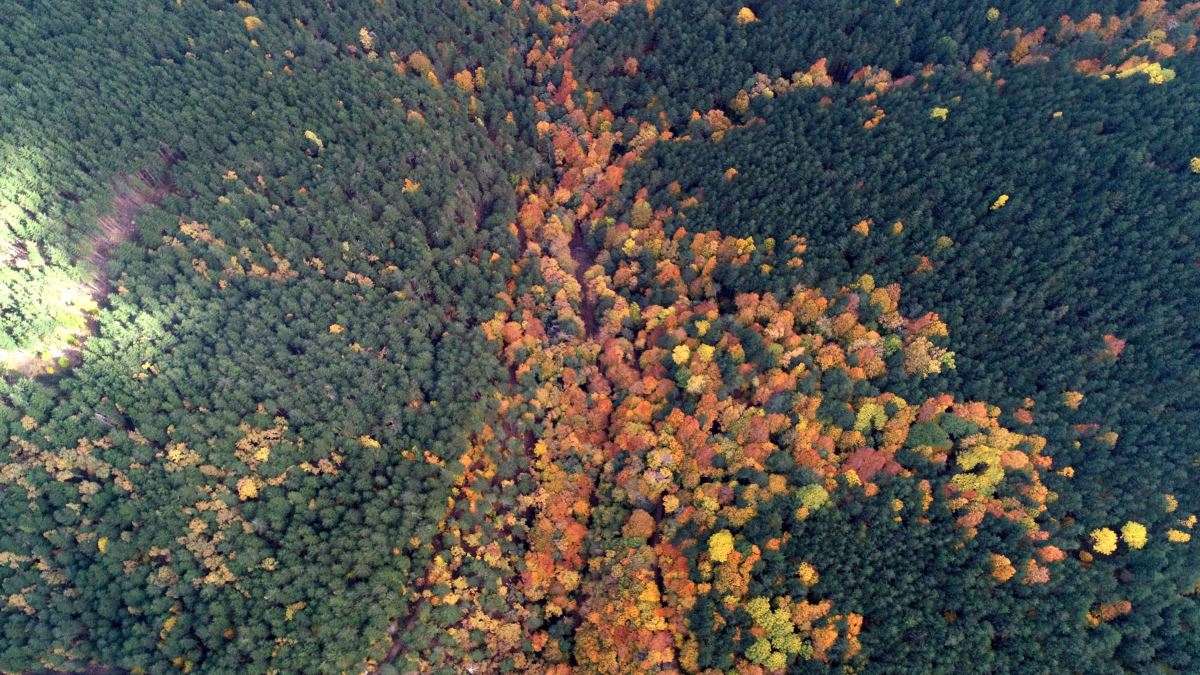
[0,172,169,378]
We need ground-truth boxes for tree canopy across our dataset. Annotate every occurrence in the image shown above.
[1,0,1197,672]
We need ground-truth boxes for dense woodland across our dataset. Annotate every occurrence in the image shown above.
[0,0,1197,673]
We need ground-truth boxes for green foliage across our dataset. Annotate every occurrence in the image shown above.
[796,483,831,512]
[907,421,951,450]
[0,0,536,671]
[576,0,1145,125]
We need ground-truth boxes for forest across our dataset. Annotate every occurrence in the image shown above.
[0,0,1196,673]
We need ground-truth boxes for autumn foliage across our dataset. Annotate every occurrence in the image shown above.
[397,2,1091,668]
[4,0,1195,672]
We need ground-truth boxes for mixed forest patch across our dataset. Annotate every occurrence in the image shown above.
[1,1,1198,673]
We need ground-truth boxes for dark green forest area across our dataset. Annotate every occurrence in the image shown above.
[576,0,1200,669]
[1,0,1197,673]
[1,1,534,670]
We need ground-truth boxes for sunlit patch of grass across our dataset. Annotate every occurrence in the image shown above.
[1,270,96,376]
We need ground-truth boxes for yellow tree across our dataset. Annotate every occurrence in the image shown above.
[1091,527,1117,555]
[1121,521,1148,549]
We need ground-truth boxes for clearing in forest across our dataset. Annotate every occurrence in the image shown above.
[0,171,169,377]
